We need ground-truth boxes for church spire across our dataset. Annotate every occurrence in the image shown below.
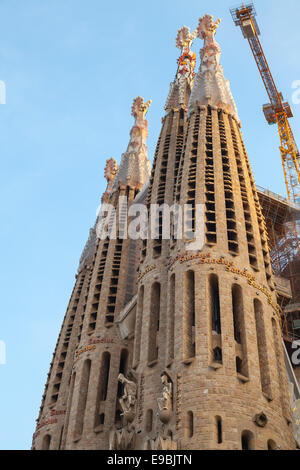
[188,14,239,119]
[164,26,197,112]
[112,96,151,193]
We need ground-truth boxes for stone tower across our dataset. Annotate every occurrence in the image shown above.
[33,14,297,451]
[32,97,151,450]
[132,15,295,450]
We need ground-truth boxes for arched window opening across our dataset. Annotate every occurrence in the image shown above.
[42,434,51,450]
[236,356,243,374]
[168,274,175,363]
[185,411,194,438]
[216,416,222,444]
[117,349,128,398]
[184,271,195,360]
[101,352,110,401]
[94,352,110,428]
[115,348,129,428]
[267,439,277,450]
[232,285,242,344]
[210,274,221,334]
[146,409,153,433]
[99,413,105,425]
[241,430,254,450]
[213,347,222,363]
[148,283,161,363]
[232,285,248,378]
[133,286,144,367]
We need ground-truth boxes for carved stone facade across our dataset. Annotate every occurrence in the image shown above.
[33,14,298,450]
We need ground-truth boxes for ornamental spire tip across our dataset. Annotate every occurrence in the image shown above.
[131,96,152,121]
[197,14,221,43]
[187,13,239,121]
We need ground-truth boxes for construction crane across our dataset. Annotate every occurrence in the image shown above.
[230,2,300,205]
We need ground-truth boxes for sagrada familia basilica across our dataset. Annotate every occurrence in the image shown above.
[32,14,300,450]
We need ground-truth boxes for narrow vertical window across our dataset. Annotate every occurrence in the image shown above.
[146,409,153,433]
[167,274,175,364]
[148,283,160,364]
[185,411,194,438]
[210,274,221,334]
[232,285,242,343]
[42,434,51,450]
[94,352,110,428]
[267,439,277,450]
[74,359,91,438]
[209,274,222,365]
[232,285,248,378]
[216,416,222,444]
[133,286,144,367]
[241,430,254,450]
[183,271,195,360]
[254,299,272,398]
[115,349,129,425]
[117,349,128,397]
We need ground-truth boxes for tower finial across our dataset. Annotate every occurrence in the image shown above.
[111,96,151,192]
[131,96,152,121]
[165,26,197,111]
[197,14,222,69]
[175,26,197,81]
[197,14,221,44]
[176,26,197,52]
[188,14,239,120]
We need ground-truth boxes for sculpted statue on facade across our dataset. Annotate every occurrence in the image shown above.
[118,373,137,423]
[157,373,173,423]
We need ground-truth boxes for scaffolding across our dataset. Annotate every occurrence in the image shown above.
[257,186,300,342]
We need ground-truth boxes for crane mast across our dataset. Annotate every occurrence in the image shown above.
[230,2,300,205]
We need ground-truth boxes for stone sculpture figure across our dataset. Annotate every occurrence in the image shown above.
[157,373,172,423]
[118,373,137,423]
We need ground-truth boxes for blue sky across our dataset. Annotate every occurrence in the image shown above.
[0,0,299,449]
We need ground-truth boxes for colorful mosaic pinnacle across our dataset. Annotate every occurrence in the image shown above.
[197,14,221,42]
[131,96,152,120]
[165,26,197,111]
[176,26,196,52]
